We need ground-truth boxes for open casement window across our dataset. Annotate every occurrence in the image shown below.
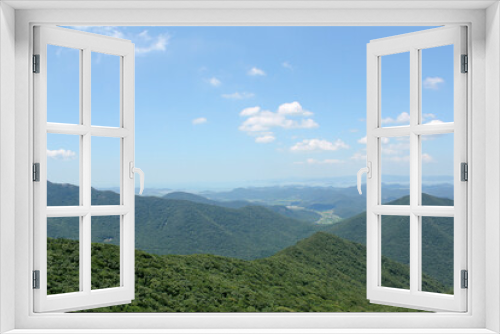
[364,26,467,312]
[33,26,140,312]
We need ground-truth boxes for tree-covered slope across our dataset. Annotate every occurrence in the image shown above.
[47,182,322,260]
[46,232,446,313]
[328,194,454,287]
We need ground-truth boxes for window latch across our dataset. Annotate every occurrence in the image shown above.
[129,162,145,195]
[357,161,372,195]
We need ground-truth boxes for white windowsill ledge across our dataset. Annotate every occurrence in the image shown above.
[4,329,497,334]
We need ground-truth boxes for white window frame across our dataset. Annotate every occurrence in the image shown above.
[33,25,136,313]
[366,26,468,312]
[1,2,498,333]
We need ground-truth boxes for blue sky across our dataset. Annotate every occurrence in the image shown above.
[46,26,454,190]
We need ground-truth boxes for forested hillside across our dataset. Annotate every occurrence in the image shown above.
[328,194,454,287]
[48,182,323,260]
[46,232,446,312]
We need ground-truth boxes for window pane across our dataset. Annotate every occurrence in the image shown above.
[421,216,453,294]
[421,45,454,124]
[380,52,410,127]
[421,133,454,206]
[381,136,409,205]
[381,215,410,290]
[91,52,121,127]
[91,136,121,205]
[47,217,80,295]
[47,133,80,206]
[47,45,80,124]
[91,215,121,290]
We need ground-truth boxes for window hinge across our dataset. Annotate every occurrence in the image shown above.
[461,270,468,289]
[461,162,468,181]
[33,54,40,73]
[33,163,40,182]
[33,270,40,289]
[461,54,468,73]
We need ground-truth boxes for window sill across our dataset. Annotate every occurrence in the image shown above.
[4,329,497,334]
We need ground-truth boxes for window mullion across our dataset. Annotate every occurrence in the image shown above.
[409,47,420,294]
[82,47,92,294]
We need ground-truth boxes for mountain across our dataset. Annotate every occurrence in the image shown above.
[47,181,322,260]
[163,191,321,223]
[328,194,454,287]
[46,232,446,313]
[202,184,453,218]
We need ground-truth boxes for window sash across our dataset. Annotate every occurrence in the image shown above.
[366,26,468,312]
[33,25,136,313]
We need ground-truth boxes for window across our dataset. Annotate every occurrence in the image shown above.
[36,24,466,315]
[33,26,139,312]
[364,26,467,312]
[5,2,494,332]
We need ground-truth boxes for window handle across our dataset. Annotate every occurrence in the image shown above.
[129,162,145,195]
[357,161,372,195]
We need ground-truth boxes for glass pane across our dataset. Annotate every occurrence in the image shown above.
[421,216,454,294]
[91,136,121,205]
[381,52,410,127]
[47,217,80,295]
[381,136,409,205]
[421,45,454,124]
[47,45,80,124]
[91,52,121,127]
[47,133,80,206]
[421,133,454,205]
[91,215,121,290]
[381,215,410,290]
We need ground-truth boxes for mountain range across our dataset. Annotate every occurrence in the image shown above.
[47,181,454,288]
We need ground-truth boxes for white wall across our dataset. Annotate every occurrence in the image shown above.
[0,2,16,333]
[486,2,500,333]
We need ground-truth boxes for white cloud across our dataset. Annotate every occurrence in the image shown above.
[351,152,367,161]
[222,92,255,100]
[290,139,349,152]
[422,153,433,163]
[135,33,169,54]
[277,101,313,117]
[282,61,293,70]
[47,149,77,160]
[423,76,445,90]
[358,136,389,144]
[239,102,318,134]
[208,77,221,87]
[381,112,410,125]
[248,67,266,76]
[255,135,276,143]
[240,106,261,117]
[70,27,170,55]
[192,117,207,125]
[422,113,436,121]
[425,119,445,125]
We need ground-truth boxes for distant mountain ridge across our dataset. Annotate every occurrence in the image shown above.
[163,191,321,223]
[202,183,453,218]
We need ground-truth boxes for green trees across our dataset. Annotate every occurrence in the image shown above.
[48,232,444,313]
